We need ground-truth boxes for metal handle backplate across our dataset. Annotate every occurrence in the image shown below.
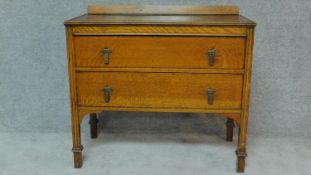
[103,86,112,103]
[102,47,112,65]
[207,88,216,105]
[208,48,215,66]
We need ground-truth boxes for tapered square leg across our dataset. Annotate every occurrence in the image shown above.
[89,113,98,139]
[234,27,254,173]
[226,118,234,142]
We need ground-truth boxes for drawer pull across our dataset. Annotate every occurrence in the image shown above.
[207,88,216,105]
[102,48,112,65]
[102,86,112,103]
[208,48,216,66]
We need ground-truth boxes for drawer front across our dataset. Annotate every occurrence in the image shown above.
[76,72,243,109]
[74,36,245,69]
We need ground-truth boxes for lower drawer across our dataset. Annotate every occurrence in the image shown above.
[76,72,243,109]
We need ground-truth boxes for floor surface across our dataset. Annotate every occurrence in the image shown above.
[0,132,310,175]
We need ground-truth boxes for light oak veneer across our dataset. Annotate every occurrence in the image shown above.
[65,5,255,172]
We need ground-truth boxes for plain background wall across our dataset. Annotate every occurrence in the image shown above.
[0,0,311,137]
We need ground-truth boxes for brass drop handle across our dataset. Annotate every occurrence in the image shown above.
[102,47,112,65]
[208,48,216,66]
[102,86,112,103]
[207,88,216,105]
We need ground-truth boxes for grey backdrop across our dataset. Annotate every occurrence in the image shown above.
[0,0,310,137]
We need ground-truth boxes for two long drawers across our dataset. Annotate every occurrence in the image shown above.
[74,35,245,110]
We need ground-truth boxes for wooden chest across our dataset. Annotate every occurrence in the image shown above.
[65,5,256,172]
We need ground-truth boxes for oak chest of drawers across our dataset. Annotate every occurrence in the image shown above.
[65,5,255,172]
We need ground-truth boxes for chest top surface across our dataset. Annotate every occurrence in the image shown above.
[65,5,256,26]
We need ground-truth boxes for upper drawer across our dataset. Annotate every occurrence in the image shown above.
[74,36,245,69]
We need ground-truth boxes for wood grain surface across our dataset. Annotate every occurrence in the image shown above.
[65,5,255,172]
[74,36,245,69]
[87,5,239,15]
[76,72,243,109]
[72,26,247,36]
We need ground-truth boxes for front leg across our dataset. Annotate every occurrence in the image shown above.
[236,27,254,173]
